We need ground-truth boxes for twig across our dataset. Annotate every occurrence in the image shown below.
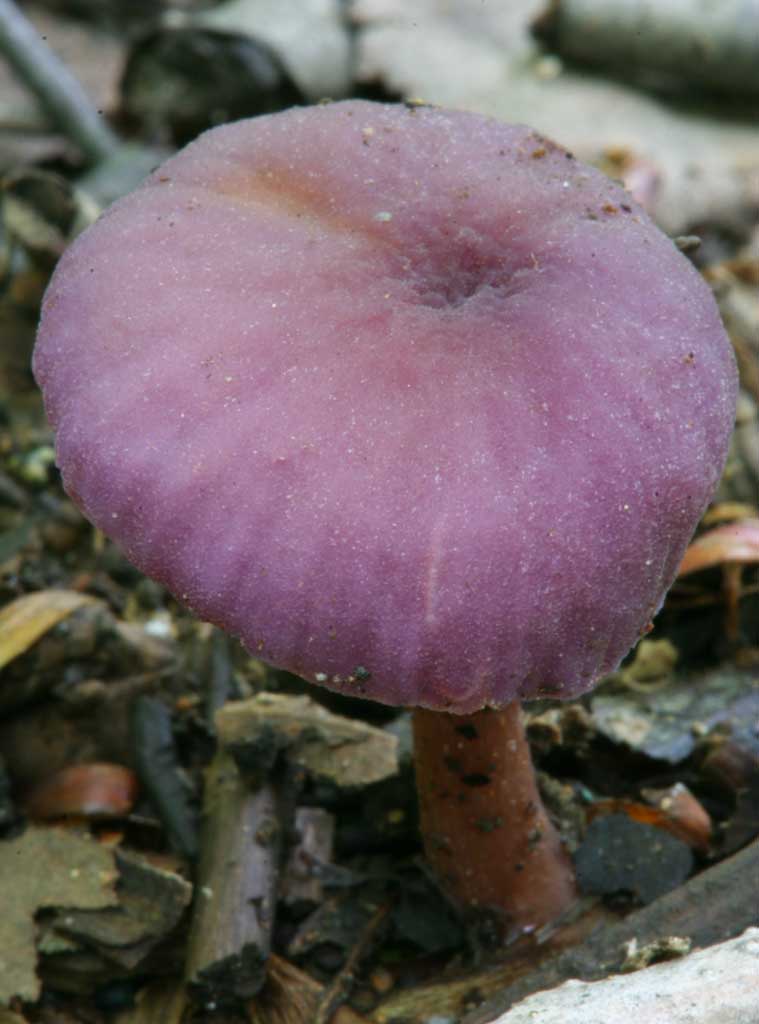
[0,0,118,164]
[131,695,199,862]
[184,749,283,1007]
[312,901,391,1024]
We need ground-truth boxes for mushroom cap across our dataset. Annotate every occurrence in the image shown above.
[34,101,737,712]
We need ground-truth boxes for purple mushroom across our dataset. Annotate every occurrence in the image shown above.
[34,101,737,932]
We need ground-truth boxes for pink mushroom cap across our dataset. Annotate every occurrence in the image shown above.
[34,100,737,712]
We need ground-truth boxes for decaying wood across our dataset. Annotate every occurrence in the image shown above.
[488,927,759,1023]
[249,957,383,1024]
[184,748,282,1007]
[204,628,237,726]
[184,693,397,1010]
[281,806,335,910]
[215,693,398,789]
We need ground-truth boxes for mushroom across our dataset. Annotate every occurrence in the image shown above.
[676,517,759,646]
[33,101,737,935]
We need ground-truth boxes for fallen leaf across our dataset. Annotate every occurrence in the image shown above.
[589,784,712,853]
[0,826,118,1005]
[47,848,193,970]
[0,590,95,671]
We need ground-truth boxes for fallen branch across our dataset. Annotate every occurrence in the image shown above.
[0,0,117,163]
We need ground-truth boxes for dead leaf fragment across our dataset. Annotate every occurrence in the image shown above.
[591,667,758,763]
[2,168,98,268]
[589,784,712,853]
[0,826,118,1005]
[47,848,192,971]
[0,590,95,671]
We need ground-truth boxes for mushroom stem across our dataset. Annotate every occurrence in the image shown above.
[412,701,576,934]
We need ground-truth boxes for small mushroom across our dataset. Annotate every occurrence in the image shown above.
[33,101,737,935]
[676,518,759,645]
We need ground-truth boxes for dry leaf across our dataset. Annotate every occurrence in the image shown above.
[0,826,118,1005]
[0,590,96,671]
